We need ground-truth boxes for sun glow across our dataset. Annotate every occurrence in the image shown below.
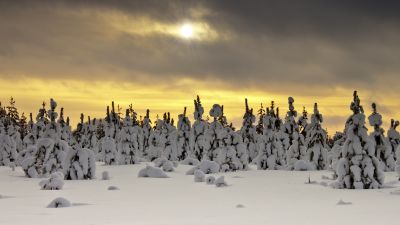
[179,23,194,38]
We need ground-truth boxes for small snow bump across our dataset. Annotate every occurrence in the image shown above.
[337,199,352,205]
[108,186,120,191]
[236,204,245,208]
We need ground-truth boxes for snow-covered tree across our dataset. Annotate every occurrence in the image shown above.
[63,145,96,180]
[217,126,248,172]
[298,106,309,138]
[255,103,265,135]
[304,103,329,170]
[0,122,18,167]
[141,109,152,159]
[205,104,225,161]
[239,98,257,162]
[255,101,285,170]
[176,107,191,160]
[19,99,69,178]
[116,109,142,164]
[368,103,395,171]
[334,91,384,189]
[388,119,399,161]
[284,97,307,170]
[190,96,210,161]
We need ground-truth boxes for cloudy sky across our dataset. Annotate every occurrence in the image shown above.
[0,0,399,133]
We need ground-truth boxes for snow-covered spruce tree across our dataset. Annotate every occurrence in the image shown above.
[388,119,399,162]
[0,121,18,167]
[57,108,72,144]
[205,104,225,161]
[190,96,210,161]
[141,109,152,159]
[176,107,191,160]
[297,106,309,138]
[334,91,384,189]
[284,97,307,170]
[33,102,49,139]
[239,98,258,162]
[5,97,23,153]
[255,103,265,135]
[147,116,166,161]
[101,106,118,165]
[116,109,141,164]
[18,99,69,177]
[255,101,285,170]
[304,103,329,170]
[162,112,179,161]
[368,103,395,171]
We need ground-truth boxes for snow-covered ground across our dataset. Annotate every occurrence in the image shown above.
[1,163,399,225]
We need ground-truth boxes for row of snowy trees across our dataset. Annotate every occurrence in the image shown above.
[1,92,400,189]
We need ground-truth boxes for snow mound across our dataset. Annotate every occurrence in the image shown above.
[390,190,400,195]
[39,172,64,190]
[47,197,72,208]
[108,186,119,191]
[194,170,205,182]
[138,165,169,178]
[154,157,176,172]
[181,157,200,166]
[186,160,220,175]
[215,176,228,187]
[236,204,245,208]
[206,176,215,185]
[102,171,110,180]
[336,199,352,205]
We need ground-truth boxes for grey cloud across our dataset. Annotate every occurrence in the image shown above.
[0,0,399,95]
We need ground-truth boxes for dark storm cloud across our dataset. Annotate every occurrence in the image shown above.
[0,0,400,94]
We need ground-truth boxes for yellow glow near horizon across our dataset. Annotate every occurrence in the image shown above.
[180,24,194,39]
[0,77,399,136]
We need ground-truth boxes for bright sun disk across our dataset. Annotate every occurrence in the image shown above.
[180,24,193,38]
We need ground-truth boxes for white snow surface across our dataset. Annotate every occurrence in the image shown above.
[0,163,399,225]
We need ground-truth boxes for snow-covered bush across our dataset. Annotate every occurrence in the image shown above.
[368,103,395,171]
[206,176,215,184]
[333,91,384,189]
[153,157,176,172]
[63,146,96,180]
[328,132,345,176]
[138,165,169,178]
[181,157,200,166]
[304,103,329,170]
[39,172,64,190]
[20,138,54,178]
[47,197,71,208]
[186,160,220,175]
[194,169,205,182]
[215,176,228,187]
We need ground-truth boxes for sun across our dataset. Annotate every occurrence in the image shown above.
[179,24,193,39]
